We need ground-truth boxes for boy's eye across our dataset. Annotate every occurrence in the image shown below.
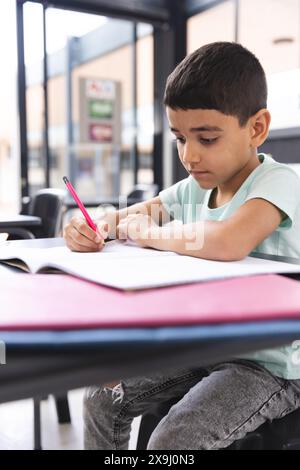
[199,137,218,145]
[173,137,218,145]
[173,137,185,144]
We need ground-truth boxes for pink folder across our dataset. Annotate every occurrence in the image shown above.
[2,273,300,331]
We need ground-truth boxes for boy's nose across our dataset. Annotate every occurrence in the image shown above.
[182,143,201,164]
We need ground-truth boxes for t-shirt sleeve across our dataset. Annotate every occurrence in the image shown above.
[159,177,191,221]
[245,166,300,231]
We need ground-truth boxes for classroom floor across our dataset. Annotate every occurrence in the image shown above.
[0,389,141,450]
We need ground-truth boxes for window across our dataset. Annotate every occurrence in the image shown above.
[187,0,236,53]
[24,5,154,201]
[239,0,300,130]
[188,0,300,131]
[0,1,18,213]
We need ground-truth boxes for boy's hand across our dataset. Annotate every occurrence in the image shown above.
[117,214,156,247]
[63,216,107,252]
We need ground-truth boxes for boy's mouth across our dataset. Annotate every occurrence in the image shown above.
[190,170,210,177]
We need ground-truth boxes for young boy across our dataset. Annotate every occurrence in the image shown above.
[64,42,300,450]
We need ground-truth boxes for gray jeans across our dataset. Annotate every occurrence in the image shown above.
[84,360,300,450]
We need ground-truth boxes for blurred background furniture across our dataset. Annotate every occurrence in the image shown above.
[124,183,159,202]
[1,188,66,240]
[64,183,159,212]
[20,188,67,238]
[0,215,42,240]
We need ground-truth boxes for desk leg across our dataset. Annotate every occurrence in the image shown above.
[54,394,71,424]
[33,398,42,450]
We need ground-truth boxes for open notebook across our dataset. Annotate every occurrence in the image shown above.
[1,239,300,290]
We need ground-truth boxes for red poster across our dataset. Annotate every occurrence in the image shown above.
[89,123,113,142]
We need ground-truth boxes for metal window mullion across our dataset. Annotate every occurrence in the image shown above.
[132,22,139,185]
[42,2,50,187]
[16,0,29,203]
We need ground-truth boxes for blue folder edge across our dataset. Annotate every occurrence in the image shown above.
[1,320,300,350]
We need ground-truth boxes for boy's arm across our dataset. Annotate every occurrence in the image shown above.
[102,196,171,239]
[63,196,170,252]
[121,198,284,261]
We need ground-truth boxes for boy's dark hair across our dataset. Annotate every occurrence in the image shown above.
[164,42,267,127]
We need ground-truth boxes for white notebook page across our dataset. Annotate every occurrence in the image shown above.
[1,239,300,290]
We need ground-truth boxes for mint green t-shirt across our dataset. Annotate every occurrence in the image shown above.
[159,154,300,379]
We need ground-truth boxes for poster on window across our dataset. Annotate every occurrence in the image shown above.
[79,78,121,145]
[89,123,113,142]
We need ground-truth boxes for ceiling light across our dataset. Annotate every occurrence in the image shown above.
[273,37,295,45]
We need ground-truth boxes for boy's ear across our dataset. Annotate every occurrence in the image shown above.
[249,109,271,148]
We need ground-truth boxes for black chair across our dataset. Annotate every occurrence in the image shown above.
[136,398,300,450]
[126,183,159,202]
[33,394,71,450]
[98,183,159,208]
[21,188,66,238]
[2,188,66,241]
[136,396,183,449]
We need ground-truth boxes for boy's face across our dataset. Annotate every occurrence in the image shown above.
[166,107,255,189]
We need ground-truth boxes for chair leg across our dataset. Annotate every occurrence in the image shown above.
[54,394,71,424]
[136,413,161,450]
[33,398,42,450]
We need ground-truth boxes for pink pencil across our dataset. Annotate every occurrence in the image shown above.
[63,176,101,235]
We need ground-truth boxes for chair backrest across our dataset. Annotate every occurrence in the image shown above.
[127,184,159,201]
[28,188,66,238]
